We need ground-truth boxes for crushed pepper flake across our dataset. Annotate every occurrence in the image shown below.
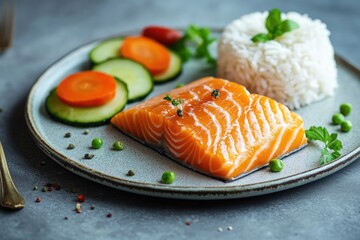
[83,153,95,159]
[77,194,85,203]
[35,197,41,203]
[127,170,135,176]
[67,144,75,150]
[75,202,82,213]
[53,182,61,190]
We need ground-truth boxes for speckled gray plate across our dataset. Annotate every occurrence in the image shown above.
[25,30,360,200]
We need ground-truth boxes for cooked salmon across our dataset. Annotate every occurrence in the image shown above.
[111,77,307,181]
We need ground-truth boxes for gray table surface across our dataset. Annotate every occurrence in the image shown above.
[0,0,359,239]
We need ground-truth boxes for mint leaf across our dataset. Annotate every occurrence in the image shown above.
[279,20,299,33]
[251,33,270,43]
[266,8,281,32]
[251,9,300,43]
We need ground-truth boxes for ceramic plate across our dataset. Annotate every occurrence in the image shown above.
[25,29,360,200]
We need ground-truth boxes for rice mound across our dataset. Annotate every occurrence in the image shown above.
[217,12,337,109]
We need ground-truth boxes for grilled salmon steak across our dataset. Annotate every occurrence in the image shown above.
[111,77,307,181]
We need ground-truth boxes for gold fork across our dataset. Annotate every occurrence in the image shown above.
[0,142,25,209]
[0,0,15,52]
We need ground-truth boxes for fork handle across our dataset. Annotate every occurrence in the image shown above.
[0,142,25,209]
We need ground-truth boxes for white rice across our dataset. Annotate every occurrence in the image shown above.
[217,11,337,109]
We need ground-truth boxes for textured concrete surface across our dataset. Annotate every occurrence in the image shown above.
[0,0,359,239]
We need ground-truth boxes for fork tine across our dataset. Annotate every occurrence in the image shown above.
[7,0,15,48]
[0,0,6,47]
[0,0,15,52]
[0,0,8,49]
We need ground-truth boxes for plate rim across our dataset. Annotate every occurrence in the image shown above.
[25,29,360,200]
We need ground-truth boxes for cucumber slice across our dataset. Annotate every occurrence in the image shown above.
[89,37,123,64]
[93,58,153,102]
[153,51,182,83]
[45,79,128,127]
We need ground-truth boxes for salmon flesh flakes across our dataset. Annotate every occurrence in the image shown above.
[111,77,307,181]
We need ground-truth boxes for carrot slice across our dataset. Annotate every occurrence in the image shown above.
[57,71,117,107]
[120,36,171,75]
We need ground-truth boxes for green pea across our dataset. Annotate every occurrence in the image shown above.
[340,103,352,116]
[91,138,103,149]
[341,120,352,132]
[161,171,176,184]
[332,113,344,125]
[112,141,124,151]
[269,159,284,172]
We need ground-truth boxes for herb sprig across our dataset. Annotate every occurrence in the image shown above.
[171,25,216,66]
[163,94,184,106]
[251,9,299,43]
[163,94,184,117]
[305,126,342,165]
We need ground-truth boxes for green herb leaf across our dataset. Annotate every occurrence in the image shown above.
[331,151,341,160]
[278,19,299,34]
[163,94,172,101]
[171,99,180,106]
[251,33,270,43]
[320,149,341,165]
[320,148,333,165]
[328,139,342,151]
[329,133,338,142]
[266,8,281,32]
[171,38,192,62]
[305,126,328,142]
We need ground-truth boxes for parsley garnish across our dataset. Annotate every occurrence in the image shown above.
[171,25,216,66]
[163,94,184,106]
[251,9,299,43]
[163,94,172,101]
[163,94,185,117]
[305,126,343,165]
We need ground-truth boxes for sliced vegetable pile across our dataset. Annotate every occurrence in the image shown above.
[46,71,128,126]
[46,25,217,127]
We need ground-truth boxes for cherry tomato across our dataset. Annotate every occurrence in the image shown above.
[142,26,182,46]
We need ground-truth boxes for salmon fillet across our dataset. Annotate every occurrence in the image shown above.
[111,77,307,181]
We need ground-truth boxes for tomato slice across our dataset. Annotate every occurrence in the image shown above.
[142,26,182,46]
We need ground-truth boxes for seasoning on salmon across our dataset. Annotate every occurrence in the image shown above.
[111,77,307,181]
